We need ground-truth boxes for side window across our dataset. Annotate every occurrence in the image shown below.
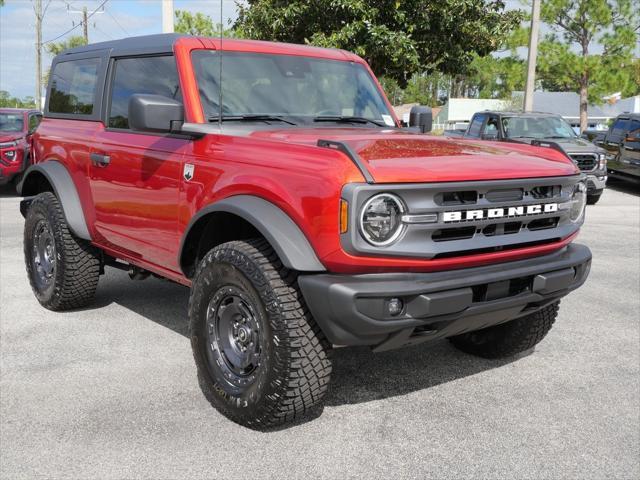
[108,56,181,129]
[49,58,101,115]
[467,114,485,138]
[610,118,630,137]
[628,120,640,135]
[28,114,42,133]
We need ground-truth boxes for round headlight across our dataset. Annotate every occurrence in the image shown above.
[569,182,587,222]
[359,193,405,246]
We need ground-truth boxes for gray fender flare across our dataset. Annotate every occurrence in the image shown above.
[180,195,326,272]
[19,161,91,240]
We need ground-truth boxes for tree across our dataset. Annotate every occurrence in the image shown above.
[235,0,524,86]
[378,77,404,106]
[175,10,237,37]
[0,91,37,108]
[42,36,87,87]
[45,35,87,56]
[538,0,639,132]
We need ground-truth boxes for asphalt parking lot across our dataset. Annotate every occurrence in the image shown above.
[1,180,638,480]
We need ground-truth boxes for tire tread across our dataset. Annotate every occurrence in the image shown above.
[24,192,100,311]
[189,238,332,428]
[450,302,559,359]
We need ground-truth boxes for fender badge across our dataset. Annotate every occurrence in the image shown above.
[183,163,195,181]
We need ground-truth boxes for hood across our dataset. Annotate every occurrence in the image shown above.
[0,133,22,144]
[249,128,578,183]
[511,136,605,155]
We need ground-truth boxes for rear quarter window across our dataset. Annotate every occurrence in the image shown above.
[49,58,101,115]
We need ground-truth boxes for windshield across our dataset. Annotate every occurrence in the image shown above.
[192,51,395,127]
[0,113,24,133]
[502,116,576,139]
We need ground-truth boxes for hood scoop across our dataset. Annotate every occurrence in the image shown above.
[317,139,375,183]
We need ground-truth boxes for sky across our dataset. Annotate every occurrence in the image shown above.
[0,0,243,100]
[0,0,633,101]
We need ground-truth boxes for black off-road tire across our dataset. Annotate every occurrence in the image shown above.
[449,302,560,359]
[189,238,332,429]
[11,172,24,191]
[587,193,601,205]
[24,192,100,310]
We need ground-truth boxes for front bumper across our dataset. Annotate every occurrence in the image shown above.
[585,172,607,194]
[298,243,591,351]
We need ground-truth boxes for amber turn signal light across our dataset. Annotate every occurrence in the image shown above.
[340,199,349,234]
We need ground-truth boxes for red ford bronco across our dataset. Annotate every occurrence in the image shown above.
[0,108,42,188]
[20,34,591,428]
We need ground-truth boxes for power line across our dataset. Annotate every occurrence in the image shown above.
[93,23,113,40]
[42,0,109,45]
[104,7,129,35]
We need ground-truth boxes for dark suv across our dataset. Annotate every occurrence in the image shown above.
[462,111,608,204]
[600,113,640,181]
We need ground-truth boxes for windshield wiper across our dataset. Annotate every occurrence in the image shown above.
[210,115,297,126]
[313,115,387,127]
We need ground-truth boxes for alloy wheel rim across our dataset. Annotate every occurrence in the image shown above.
[205,286,262,388]
[32,219,56,289]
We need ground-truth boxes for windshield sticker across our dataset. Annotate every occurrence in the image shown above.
[381,115,395,127]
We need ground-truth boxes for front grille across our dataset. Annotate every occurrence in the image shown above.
[343,175,581,260]
[433,215,559,243]
[569,153,597,171]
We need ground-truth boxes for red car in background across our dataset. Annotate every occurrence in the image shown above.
[0,108,42,188]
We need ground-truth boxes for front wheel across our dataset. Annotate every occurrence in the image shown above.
[449,302,559,359]
[189,239,332,429]
[587,193,601,205]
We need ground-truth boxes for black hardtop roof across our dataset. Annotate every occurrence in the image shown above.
[60,33,188,57]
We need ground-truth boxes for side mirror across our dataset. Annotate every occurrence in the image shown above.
[409,105,433,133]
[129,94,184,134]
[481,132,498,140]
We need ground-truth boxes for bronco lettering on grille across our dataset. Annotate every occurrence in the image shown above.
[443,203,558,222]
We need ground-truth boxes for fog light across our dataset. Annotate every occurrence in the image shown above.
[387,297,403,316]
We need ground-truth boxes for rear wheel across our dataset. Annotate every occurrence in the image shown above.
[449,302,559,359]
[24,192,100,310]
[189,239,332,429]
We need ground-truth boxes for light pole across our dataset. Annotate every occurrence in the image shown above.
[523,0,541,112]
[35,0,42,108]
[67,5,103,43]
[162,0,174,33]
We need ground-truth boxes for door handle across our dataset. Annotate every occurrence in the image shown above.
[90,153,110,167]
